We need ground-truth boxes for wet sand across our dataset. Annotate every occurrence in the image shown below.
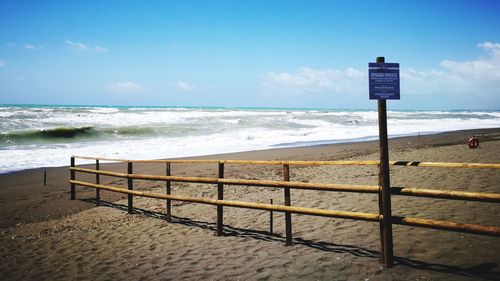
[1,128,499,280]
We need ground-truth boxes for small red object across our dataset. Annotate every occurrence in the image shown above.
[467,136,479,149]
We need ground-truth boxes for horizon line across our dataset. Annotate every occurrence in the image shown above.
[1,103,499,112]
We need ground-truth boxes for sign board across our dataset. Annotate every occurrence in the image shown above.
[369,62,400,100]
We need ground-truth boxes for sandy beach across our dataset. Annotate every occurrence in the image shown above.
[1,128,499,280]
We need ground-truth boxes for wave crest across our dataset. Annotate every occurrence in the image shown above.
[1,127,97,143]
[1,126,158,144]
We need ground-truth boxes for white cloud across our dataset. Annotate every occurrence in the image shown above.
[0,60,4,67]
[478,42,500,56]
[4,42,43,50]
[262,67,365,94]
[263,42,500,102]
[24,44,43,50]
[175,81,196,90]
[65,40,108,52]
[94,46,108,53]
[106,81,144,93]
[65,40,88,51]
[438,42,500,81]
[402,41,500,96]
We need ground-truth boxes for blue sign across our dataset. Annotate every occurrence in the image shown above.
[369,62,400,100]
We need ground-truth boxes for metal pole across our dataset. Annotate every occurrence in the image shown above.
[377,56,394,268]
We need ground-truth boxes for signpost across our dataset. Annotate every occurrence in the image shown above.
[369,62,400,100]
[369,57,399,268]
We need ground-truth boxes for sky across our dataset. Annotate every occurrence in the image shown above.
[0,0,499,110]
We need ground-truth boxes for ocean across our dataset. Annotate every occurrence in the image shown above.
[1,105,499,173]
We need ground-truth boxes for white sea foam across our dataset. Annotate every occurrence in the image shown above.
[0,106,499,173]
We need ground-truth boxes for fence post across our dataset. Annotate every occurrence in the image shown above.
[377,164,385,265]
[216,162,224,236]
[70,157,75,200]
[379,99,394,267]
[270,199,274,235]
[165,162,172,222]
[128,162,133,214]
[283,164,292,246]
[376,56,394,269]
[96,159,100,206]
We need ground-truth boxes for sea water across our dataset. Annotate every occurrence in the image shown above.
[1,105,499,173]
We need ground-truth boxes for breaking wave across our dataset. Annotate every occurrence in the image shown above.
[1,126,158,144]
[0,105,499,173]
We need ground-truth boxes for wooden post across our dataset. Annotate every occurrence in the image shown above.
[283,164,292,246]
[127,162,133,214]
[377,164,385,264]
[377,56,394,268]
[270,199,274,234]
[70,157,75,200]
[96,160,100,206]
[216,162,224,236]
[166,162,172,222]
[43,171,47,186]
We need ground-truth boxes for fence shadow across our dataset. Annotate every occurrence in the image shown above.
[81,198,500,280]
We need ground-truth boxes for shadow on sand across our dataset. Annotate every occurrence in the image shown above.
[82,198,500,280]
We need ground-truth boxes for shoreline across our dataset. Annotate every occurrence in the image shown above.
[2,127,499,176]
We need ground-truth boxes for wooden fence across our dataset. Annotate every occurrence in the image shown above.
[69,156,500,268]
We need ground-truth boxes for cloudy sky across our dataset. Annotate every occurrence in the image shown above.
[0,0,499,110]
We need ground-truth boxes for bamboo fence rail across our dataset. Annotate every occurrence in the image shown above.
[71,155,500,169]
[70,180,381,221]
[69,179,500,237]
[70,167,381,193]
[70,167,500,203]
[69,156,500,268]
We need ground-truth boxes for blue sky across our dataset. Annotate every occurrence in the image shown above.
[0,0,499,110]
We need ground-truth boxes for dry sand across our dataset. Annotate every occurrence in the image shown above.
[1,128,499,280]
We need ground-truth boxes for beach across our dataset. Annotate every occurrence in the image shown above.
[0,128,499,280]
[2,1,500,280]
